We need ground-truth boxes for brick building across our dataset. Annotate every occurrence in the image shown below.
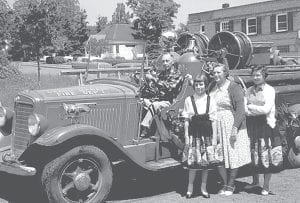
[187,0,300,56]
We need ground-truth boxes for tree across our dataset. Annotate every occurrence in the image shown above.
[0,0,9,11]
[127,0,180,61]
[96,15,108,33]
[12,0,89,57]
[87,38,109,57]
[13,0,40,16]
[112,3,130,24]
[44,0,88,55]
[67,10,89,55]
[19,2,52,85]
[0,0,13,49]
[176,23,189,35]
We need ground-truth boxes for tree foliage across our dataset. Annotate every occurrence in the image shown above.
[176,23,189,35]
[96,16,108,33]
[87,38,109,57]
[126,0,180,60]
[112,3,130,24]
[0,0,13,44]
[0,0,9,12]
[12,0,88,58]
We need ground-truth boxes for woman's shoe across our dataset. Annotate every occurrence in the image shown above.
[261,189,269,196]
[201,190,210,198]
[186,191,193,199]
[218,185,227,195]
[224,186,235,196]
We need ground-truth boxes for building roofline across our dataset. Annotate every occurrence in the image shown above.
[189,0,288,16]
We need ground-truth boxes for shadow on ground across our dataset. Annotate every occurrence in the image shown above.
[107,164,272,202]
[0,172,47,203]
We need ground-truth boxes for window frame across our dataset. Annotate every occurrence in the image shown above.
[220,21,230,31]
[276,13,288,32]
[246,17,257,35]
[200,25,205,33]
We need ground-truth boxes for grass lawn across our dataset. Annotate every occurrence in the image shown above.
[0,73,77,109]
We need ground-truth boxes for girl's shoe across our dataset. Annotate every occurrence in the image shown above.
[201,190,210,198]
[224,186,235,196]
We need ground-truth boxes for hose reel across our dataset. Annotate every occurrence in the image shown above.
[208,31,253,69]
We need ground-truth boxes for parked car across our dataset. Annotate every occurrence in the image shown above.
[63,55,73,62]
[40,55,51,62]
[76,56,102,63]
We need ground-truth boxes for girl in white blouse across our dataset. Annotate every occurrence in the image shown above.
[182,73,217,198]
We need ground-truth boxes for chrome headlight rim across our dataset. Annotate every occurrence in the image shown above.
[0,106,7,127]
[28,114,41,136]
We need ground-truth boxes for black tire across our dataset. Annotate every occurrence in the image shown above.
[41,145,112,203]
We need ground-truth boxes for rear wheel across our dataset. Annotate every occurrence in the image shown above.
[41,145,112,203]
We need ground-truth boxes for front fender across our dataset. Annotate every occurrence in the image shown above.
[34,124,114,147]
[33,124,158,172]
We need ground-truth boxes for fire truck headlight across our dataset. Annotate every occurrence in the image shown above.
[28,114,47,136]
[0,106,13,127]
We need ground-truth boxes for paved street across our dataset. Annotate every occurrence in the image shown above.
[0,166,299,203]
[106,167,300,203]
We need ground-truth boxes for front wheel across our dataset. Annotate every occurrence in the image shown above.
[41,145,112,203]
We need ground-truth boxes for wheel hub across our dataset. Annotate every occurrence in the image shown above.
[74,173,91,191]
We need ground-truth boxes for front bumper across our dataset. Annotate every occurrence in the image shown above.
[0,147,36,176]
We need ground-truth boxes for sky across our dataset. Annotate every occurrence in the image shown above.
[7,0,271,27]
[78,0,271,27]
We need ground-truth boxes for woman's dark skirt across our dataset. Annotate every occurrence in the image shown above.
[246,115,284,173]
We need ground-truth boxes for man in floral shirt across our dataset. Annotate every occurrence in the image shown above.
[140,52,184,137]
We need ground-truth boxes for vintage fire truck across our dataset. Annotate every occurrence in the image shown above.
[0,31,300,203]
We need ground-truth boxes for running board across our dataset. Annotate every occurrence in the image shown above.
[146,158,181,170]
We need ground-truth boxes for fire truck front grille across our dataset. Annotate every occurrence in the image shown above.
[13,102,34,158]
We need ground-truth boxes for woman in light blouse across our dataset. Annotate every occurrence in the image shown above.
[245,65,279,195]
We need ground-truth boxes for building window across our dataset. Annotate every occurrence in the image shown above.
[277,45,290,53]
[247,17,257,35]
[220,21,229,31]
[276,13,288,32]
[200,25,205,33]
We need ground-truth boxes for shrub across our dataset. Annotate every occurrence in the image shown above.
[46,56,55,64]
[54,56,65,64]
[0,52,9,67]
[0,52,22,79]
